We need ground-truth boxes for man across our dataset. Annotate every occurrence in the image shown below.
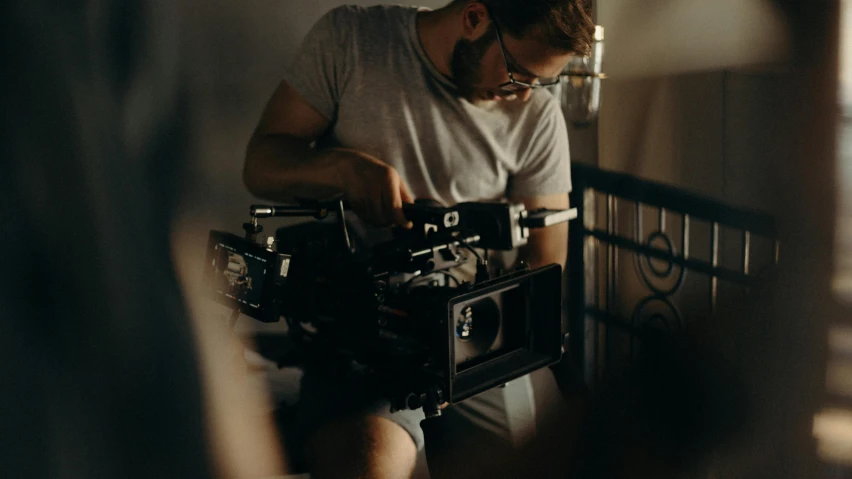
[243,0,594,477]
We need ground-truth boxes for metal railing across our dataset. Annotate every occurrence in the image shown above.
[567,164,779,388]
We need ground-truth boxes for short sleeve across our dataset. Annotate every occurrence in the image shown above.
[507,98,572,198]
[282,7,355,122]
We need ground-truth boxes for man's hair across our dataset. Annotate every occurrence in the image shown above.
[453,0,595,56]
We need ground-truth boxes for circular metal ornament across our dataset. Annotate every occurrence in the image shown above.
[634,230,687,296]
[630,295,684,357]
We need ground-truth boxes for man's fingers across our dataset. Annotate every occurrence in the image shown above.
[379,175,399,227]
[386,170,411,227]
[399,179,414,204]
[391,193,408,227]
[393,209,412,229]
[351,164,413,227]
[395,175,415,228]
[373,192,391,226]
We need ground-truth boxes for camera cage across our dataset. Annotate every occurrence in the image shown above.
[203,199,576,410]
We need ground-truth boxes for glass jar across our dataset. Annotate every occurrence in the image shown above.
[560,25,605,125]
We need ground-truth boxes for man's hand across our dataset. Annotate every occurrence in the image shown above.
[330,148,415,227]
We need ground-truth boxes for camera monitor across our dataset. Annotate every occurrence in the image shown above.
[204,231,286,322]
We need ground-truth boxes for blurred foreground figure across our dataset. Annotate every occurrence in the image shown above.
[0,1,284,477]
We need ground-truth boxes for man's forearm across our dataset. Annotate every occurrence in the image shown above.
[511,194,570,271]
[243,133,346,203]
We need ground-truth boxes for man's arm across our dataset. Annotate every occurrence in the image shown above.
[243,80,412,226]
[243,80,339,203]
[511,192,570,271]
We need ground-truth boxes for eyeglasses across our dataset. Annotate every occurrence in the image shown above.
[491,15,562,92]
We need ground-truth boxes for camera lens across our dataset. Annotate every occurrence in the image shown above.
[454,296,501,366]
[456,306,474,341]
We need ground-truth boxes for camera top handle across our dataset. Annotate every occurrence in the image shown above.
[248,199,354,252]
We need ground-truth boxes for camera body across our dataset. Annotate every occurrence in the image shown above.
[204,200,575,409]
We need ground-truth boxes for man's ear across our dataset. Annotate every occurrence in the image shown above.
[460,1,489,38]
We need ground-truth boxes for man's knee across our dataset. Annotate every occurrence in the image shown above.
[305,414,417,479]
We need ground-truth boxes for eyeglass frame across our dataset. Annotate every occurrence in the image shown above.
[489,12,562,92]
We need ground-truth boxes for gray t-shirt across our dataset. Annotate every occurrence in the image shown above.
[284,4,572,206]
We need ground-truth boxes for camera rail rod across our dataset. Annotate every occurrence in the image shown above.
[250,201,353,253]
[522,207,578,228]
[250,204,332,220]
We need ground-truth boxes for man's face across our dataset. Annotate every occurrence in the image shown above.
[450,24,574,104]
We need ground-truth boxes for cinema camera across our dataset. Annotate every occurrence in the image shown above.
[204,199,576,416]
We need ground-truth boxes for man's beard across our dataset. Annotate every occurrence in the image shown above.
[449,30,495,102]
